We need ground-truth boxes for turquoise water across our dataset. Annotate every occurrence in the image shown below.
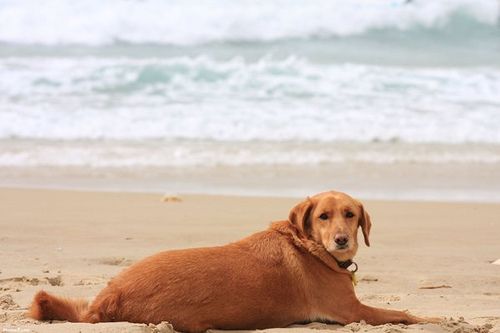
[0,0,499,168]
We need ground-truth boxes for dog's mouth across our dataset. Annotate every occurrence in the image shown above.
[326,243,350,253]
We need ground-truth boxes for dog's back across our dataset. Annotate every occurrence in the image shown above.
[31,225,309,332]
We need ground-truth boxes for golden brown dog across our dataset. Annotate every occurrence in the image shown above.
[30,191,436,332]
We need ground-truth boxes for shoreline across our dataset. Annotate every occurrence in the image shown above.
[1,160,500,203]
[1,184,500,205]
[2,139,499,203]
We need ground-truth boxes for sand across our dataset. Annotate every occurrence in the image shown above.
[0,188,499,333]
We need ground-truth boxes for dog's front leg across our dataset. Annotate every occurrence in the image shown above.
[349,303,437,325]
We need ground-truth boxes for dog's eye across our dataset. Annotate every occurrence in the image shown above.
[345,211,354,218]
[319,213,329,220]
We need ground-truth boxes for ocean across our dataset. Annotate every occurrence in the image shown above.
[0,0,499,199]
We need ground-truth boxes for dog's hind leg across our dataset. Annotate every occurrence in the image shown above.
[83,287,122,323]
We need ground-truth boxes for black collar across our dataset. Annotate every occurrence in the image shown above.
[336,259,358,272]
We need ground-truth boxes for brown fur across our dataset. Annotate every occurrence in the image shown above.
[29,290,88,322]
[29,191,437,332]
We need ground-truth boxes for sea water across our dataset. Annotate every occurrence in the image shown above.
[0,0,499,198]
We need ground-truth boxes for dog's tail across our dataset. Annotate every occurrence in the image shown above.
[29,290,89,322]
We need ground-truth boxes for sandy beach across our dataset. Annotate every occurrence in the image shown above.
[1,1,499,332]
[0,187,498,333]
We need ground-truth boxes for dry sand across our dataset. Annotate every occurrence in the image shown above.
[0,188,498,333]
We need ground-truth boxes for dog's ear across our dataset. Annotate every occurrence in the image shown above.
[288,197,314,236]
[356,201,372,247]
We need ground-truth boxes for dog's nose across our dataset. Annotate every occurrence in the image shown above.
[334,234,349,246]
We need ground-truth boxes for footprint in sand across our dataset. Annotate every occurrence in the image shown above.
[440,317,493,333]
[74,276,108,286]
[0,277,40,287]
[45,275,63,286]
[382,327,403,333]
[96,257,134,267]
[0,295,19,311]
[361,294,401,303]
[0,276,64,291]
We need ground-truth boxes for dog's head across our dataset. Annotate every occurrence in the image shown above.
[288,191,371,262]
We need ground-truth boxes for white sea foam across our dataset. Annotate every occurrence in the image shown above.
[0,0,498,45]
[0,56,499,144]
[1,141,499,168]
[1,0,499,200]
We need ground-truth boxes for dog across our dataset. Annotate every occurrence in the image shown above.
[29,191,436,332]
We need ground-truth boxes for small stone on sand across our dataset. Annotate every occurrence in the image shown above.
[161,195,182,203]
